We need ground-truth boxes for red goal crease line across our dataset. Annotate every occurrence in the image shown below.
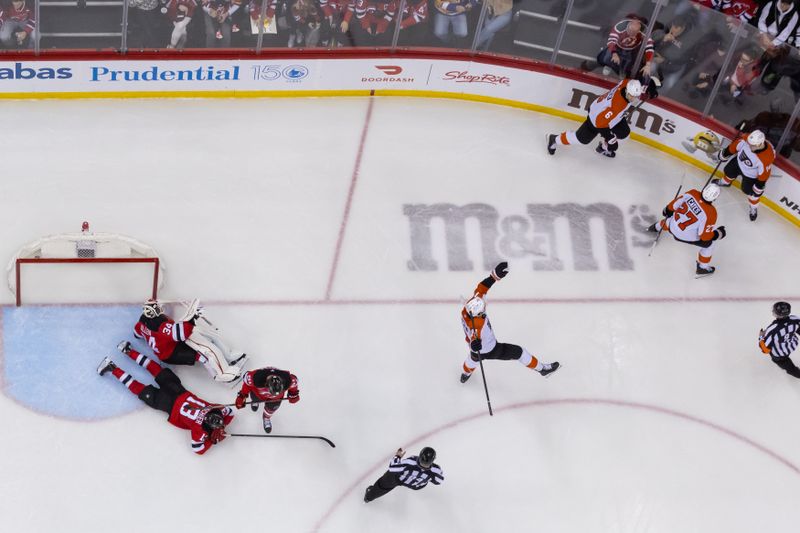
[14,257,160,307]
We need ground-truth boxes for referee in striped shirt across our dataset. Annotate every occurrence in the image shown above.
[759,301,800,378]
[364,447,444,502]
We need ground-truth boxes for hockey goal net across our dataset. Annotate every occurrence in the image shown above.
[7,222,165,306]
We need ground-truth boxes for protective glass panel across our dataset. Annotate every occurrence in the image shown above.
[39,0,124,50]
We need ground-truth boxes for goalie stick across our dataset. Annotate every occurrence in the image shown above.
[230,433,336,448]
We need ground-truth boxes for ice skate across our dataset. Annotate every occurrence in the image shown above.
[749,206,758,221]
[596,142,615,158]
[263,418,273,434]
[97,357,117,376]
[711,178,731,188]
[696,262,716,277]
[117,340,131,355]
[250,398,259,412]
[539,361,560,377]
[230,352,248,367]
[460,372,472,384]
[546,134,557,155]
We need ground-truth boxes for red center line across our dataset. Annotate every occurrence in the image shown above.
[325,98,375,301]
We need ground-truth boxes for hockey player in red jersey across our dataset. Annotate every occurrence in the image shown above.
[126,299,247,383]
[712,130,776,221]
[547,77,658,158]
[460,262,560,383]
[647,183,727,276]
[234,367,300,433]
[97,351,234,455]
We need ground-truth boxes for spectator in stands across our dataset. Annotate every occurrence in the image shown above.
[288,0,322,47]
[346,0,398,46]
[684,43,728,99]
[651,15,693,89]
[583,17,655,79]
[128,0,164,49]
[474,0,513,52]
[246,0,280,44]
[319,0,354,47]
[739,100,800,158]
[202,0,242,47]
[397,0,428,46]
[755,0,800,91]
[433,0,475,45]
[0,0,36,49]
[166,0,198,49]
[690,0,759,24]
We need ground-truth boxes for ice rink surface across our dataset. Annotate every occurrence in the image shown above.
[2,96,800,533]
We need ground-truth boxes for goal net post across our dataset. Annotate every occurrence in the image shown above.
[7,223,166,306]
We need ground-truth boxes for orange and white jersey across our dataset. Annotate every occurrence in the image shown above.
[588,79,633,129]
[727,138,775,182]
[460,282,497,354]
[665,189,717,243]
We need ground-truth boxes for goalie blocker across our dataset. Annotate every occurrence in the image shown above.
[123,298,248,383]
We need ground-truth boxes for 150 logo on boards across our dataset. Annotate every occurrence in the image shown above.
[251,64,309,82]
[0,63,72,80]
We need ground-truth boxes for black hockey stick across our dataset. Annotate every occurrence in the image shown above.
[648,176,685,257]
[230,433,336,448]
[470,316,493,417]
[186,397,293,412]
[702,123,747,190]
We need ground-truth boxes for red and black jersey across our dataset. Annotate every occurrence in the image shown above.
[134,315,195,360]
[238,367,299,402]
[0,1,36,33]
[320,0,352,19]
[400,0,427,28]
[167,392,234,455]
[607,19,654,61]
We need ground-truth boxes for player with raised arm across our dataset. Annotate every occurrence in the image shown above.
[547,76,659,158]
[97,352,234,455]
[121,299,247,383]
[647,183,726,276]
[234,367,300,433]
[364,447,443,503]
[759,301,800,378]
[712,129,775,221]
[459,262,560,383]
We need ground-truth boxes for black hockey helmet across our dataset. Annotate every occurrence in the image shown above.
[773,301,792,318]
[266,375,285,396]
[203,409,224,431]
[418,447,436,469]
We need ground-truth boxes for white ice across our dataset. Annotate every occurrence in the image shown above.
[1,97,800,533]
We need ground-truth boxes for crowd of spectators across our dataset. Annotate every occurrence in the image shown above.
[0,0,36,49]
[110,0,518,51]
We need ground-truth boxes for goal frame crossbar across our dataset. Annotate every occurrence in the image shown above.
[14,257,160,307]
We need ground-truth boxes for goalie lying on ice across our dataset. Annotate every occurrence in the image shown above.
[119,299,248,383]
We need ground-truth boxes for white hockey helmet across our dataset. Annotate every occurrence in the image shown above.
[747,129,766,149]
[702,183,721,203]
[465,296,486,317]
[142,299,164,319]
[626,79,644,99]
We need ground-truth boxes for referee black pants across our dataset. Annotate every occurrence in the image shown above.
[364,472,401,502]
[771,355,800,379]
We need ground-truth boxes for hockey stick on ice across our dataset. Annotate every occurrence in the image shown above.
[230,433,336,448]
[702,124,747,190]
[470,316,493,417]
[648,175,685,257]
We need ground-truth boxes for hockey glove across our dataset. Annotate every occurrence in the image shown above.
[287,391,300,404]
[717,148,734,162]
[209,427,226,445]
[492,261,509,280]
[662,206,674,218]
[235,393,247,409]
[470,338,482,353]
[646,76,661,99]
[713,226,727,241]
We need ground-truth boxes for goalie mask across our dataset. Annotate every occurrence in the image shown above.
[465,296,486,317]
[418,447,436,469]
[202,409,224,431]
[266,375,285,396]
[142,299,163,319]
